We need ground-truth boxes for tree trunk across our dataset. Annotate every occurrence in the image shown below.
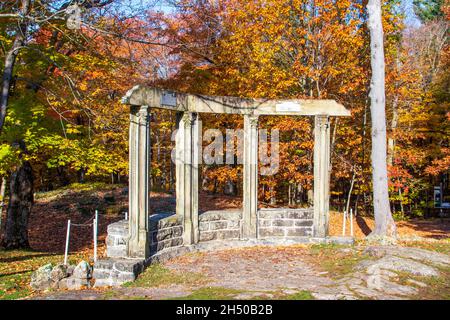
[77,168,86,183]
[387,53,400,167]
[0,0,30,134]
[0,176,6,234]
[367,0,396,237]
[2,161,34,249]
[270,185,276,205]
[387,95,398,167]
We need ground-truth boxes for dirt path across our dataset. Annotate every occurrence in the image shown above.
[162,246,354,299]
[32,243,450,300]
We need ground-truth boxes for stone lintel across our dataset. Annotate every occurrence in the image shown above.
[122,86,350,117]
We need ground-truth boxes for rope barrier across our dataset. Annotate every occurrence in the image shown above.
[70,215,95,227]
[71,222,94,227]
[64,210,99,265]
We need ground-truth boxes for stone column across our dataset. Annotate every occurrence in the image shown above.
[191,113,201,244]
[313,115,331,238]
[176,112,201,245]
[242,115,259,238]
[128,105,150,258]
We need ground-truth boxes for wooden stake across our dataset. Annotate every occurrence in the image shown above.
[93,210,98,263]
[350,208,354,237]
[342,211,347,236]
[64,220,71,265]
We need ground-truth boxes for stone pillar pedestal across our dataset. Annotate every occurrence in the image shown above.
[243,115,259,238]
[313,115,331,237]
[176,112,201,245]
[128,105,150,258]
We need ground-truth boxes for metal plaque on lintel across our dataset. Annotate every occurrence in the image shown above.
[276,102,302,112]
[161,91,177,107]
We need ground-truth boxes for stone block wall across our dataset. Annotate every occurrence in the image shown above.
[198,210,241,242]
[106,220,129,258]
[257,208,314,238]
[105,208,314,260]
[149,214,183,255]
[99,208,315,286]
[105,213,184,258]
[93,258,145,287]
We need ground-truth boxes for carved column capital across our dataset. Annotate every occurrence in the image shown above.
[137,105,150,124]
[181,112,196,126]
[130,105,150,124]
[316,115,330,129]
[248,115,259,128]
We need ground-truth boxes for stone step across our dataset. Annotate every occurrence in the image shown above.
[93,258,145,287]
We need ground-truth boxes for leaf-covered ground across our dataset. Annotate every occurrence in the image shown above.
[0,184,449,300]
[0,249,91,300]
[25,183,450,254]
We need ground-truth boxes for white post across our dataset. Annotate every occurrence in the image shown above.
[64,219,71,265]
[93,210,98,262]
[342,211,347,236]
[350,208,354,237]
[125,211,128,220]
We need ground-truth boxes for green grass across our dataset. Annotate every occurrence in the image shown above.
[35,182,125,200]
[171,287,244,300]
[309,243,348,252]
[400,240,450,255]
[0,273,33,300]
[394,265,450,300]
[307,244,370,279]
[171,287,315,300]
[123,264,209,288]
[281,290,315,300]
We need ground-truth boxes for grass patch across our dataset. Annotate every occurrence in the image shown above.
[35,182,125,201]
[123,264,209,288]
[172,288,315,300]
[309,243,348,253]
[306,244,370,279]
[171,287,244,300]
[0,248,90,300]
[281,290,315,300]
[0,273,33,300]
[399,240,450,255]
[394,266,450,300]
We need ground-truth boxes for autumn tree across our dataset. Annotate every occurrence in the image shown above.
[0,0,163,248]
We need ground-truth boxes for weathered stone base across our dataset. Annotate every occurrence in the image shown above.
[95,208,352,287]
[258,208,314,238]
[94,235,354,287]
[199,210,241,241]
[93,258,145,287]
[150,214,183,254]
[106,220,128,258]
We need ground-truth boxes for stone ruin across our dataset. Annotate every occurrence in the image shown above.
[91,86,352,287]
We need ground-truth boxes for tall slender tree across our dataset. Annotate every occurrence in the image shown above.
[367,0,397,237]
